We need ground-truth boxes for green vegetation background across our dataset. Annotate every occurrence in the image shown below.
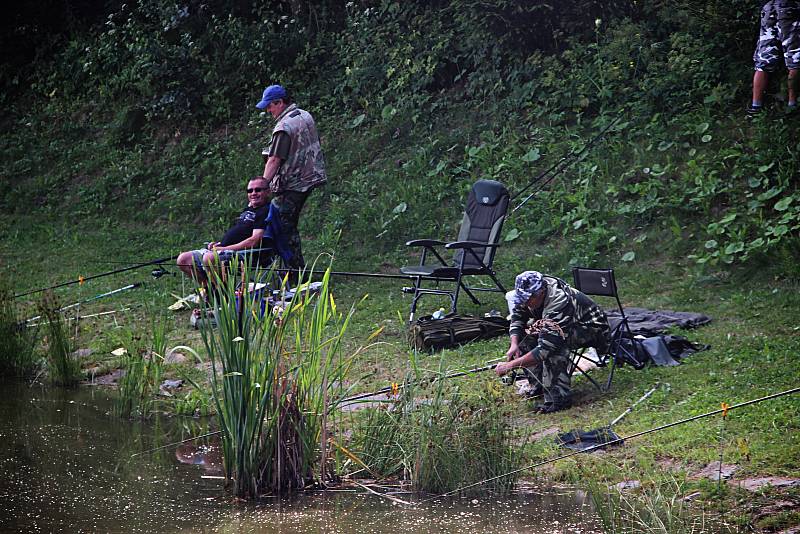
[1,0,798,525]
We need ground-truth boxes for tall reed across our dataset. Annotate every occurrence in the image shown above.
[37,291,81,386]
[200,262,356,498]
[0,275,39,378]
[115,313,168,418]
[590,477,716,533]
[352,364,520,496]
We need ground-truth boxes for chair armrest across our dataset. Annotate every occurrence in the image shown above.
[444,240,502,250]
[405,239,447,247]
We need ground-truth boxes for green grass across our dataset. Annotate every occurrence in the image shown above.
[114,312,168,418]
[0,273,40,378]
[199,263,358,497]
[1,1,798,522]
[36,291,82,386]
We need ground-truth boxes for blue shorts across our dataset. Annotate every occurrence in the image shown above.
[190,248,242,273]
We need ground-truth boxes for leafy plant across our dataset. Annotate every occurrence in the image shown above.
[0,274,40,378]
[200,263,357,498]
[351,366,520,496]
[36,291,81,386]
[115,313,168,418]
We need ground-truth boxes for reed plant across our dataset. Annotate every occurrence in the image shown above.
[115,313,168,418]
[0,275,40,378]
[200,262,356,498]
[37,291,82,386]
[590,477,720,533]
[352,363,519,496]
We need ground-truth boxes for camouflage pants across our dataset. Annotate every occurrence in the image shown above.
[754,0,800,71]
[272,190,310,271]
[519,324,609,404]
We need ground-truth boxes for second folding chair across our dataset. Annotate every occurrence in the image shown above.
[568,266,645,392]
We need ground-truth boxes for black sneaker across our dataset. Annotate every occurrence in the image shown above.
[746,104,763,116]
[523,385,544,399]
[534,398,572,414]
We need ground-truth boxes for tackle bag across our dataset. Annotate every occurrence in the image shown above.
[408,313,509,352]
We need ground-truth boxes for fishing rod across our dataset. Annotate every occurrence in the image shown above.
[23,282,143,325]
[14,254,179,299]
[510,115,622,214]
[339,358,503,405]
[417,385,800,503]
[609,383,659,428]
[274,268,416,282]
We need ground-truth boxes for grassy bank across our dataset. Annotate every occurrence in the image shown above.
[1,212,797,526]
[1,0,799,528]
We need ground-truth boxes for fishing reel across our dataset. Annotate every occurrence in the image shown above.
[151,266,172,279]
[500,369,521,386]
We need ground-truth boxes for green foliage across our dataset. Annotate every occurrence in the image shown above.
[0,274,40,378]
[3,0,798,271]
[590,476,721,533]
[36,292,82,386]
[115,314,168,418]
[173,387,213,417]
[351,369,519,496]
[200,264,357,498]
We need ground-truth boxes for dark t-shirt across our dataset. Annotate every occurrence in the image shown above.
[219,204,269,247]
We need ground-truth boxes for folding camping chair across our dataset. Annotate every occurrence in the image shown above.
[400,179,509,322]
[567,267,645,392]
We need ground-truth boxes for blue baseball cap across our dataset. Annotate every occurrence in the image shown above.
[513,271,544,307]
[256,85,287,109]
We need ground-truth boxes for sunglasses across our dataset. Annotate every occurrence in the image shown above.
[247,187,267,193]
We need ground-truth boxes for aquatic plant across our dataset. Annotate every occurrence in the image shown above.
[200,262,356,498]
[37,291,81,386]
[115,313,168,418]
[351,366,519,496]
[0,275,40,378]
[590,476,719,533]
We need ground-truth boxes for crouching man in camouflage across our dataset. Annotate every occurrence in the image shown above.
[257,84,327,273]
[494,271,610,413]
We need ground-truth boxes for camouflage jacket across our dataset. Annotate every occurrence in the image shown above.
[509,276,610,360]
[269,104,327,193]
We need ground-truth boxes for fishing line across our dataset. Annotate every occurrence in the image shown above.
[14,253,180,299]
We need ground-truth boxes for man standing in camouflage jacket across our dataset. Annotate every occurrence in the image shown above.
[257,84,327,272]
[495,271,610,413]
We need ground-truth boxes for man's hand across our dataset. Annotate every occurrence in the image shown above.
[505,342,520,362]
[494,361,513,376]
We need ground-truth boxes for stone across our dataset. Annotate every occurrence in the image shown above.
[690,461,738,481]
[732,477,800,492]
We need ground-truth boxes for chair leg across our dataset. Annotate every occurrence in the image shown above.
[459,283,482,306]
[408,275,423,323]
[487,270,507,294]
[603,359,617,392]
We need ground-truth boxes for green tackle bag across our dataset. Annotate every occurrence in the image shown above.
[408,313,510,352]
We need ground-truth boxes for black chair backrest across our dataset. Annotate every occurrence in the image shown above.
[453,179,509,269]
[571,267,618,297]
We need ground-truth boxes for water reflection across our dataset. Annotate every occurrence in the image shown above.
[0,382,600,533]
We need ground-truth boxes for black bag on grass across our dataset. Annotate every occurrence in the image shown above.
[408,313,509,352]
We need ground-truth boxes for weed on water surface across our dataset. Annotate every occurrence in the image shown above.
[590,476,732,534]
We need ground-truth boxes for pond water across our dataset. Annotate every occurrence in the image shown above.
[0,382,602,533]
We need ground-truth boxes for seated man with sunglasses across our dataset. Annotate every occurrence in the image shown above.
[177,177,273,287]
